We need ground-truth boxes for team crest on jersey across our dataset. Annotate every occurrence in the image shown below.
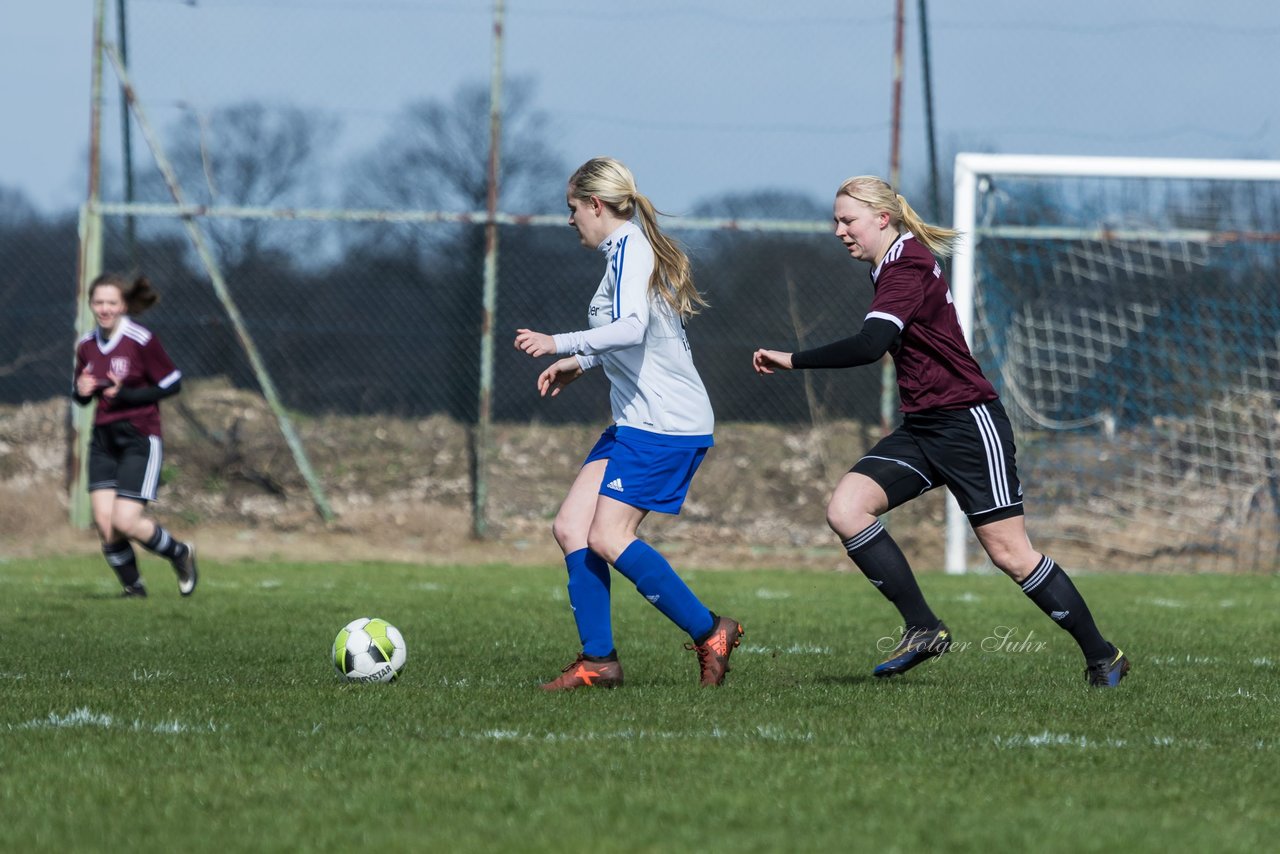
[111,357,131,377]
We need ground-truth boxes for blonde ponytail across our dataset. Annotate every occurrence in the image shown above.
[568,157,708,319]
[837,176,961,258]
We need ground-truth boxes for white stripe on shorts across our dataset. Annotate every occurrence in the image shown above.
[971,404,1010,508]
[141,435,163,501]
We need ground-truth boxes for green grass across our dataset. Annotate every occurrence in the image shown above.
[1,558,1277,853]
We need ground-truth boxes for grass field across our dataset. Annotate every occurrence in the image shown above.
[1,556,1276,853]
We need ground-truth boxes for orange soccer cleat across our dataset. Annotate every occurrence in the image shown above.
[687,615,744,687]
[540,653,624,691]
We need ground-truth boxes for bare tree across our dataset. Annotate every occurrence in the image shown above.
[144,102,338,271]
[690,189,826,221]
[333,77,566,421]
[346,77,564,216]
[0,186,39,229]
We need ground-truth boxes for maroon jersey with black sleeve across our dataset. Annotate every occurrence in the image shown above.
[74,317,181,437]
[867,233,997,413]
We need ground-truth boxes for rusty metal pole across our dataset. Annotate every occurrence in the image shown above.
[70,0,108,528]
[116,0,137,262]
[889,0,905,190]
[881,0,906,435]
[473,0,505,538]
[918,0,942,222]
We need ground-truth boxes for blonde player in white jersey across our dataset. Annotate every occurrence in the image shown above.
[515,157,742,691]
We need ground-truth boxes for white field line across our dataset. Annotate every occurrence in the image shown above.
[1215,687,1273,701]
[131,668,174,681]
[10,707,219,733]
[741,643,832,655]
[1147,655,1274,667]
[993,731,1273,751]
[460,726,814,743]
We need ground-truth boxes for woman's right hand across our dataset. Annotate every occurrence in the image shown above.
[75,370,99,397]
[752,348,794,375]
[514,328,556,358]
[538,357,584,397]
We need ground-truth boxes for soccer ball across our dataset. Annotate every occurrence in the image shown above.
[333,617,406,683]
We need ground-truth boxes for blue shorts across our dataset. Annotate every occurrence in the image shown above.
[583,426,713,515]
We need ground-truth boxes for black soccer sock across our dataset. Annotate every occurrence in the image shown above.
[843,521,940,631]
[142,525,185,560]
[102,540,141,587]
[1019,555,1112,661]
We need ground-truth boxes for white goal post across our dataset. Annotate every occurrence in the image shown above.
[947,153,1280,574]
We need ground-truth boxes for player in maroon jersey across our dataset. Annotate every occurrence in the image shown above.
[752,176,1128,687]
[73,273,198,598]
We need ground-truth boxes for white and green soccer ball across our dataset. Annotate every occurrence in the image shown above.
[333,617,406,683]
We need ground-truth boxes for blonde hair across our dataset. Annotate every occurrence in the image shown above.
[837,175,960,258]
[568,157,707,319]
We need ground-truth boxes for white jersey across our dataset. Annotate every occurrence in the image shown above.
[552,220,714,437]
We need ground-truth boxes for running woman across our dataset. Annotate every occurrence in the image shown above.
[73,272,198,598]
[752,176,1128,687]
[515,157,742,690]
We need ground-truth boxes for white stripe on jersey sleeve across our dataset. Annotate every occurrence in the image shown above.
[866,310,904,330]
[121,318,153,345]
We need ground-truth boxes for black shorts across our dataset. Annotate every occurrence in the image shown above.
[851,399,1024,526]
[88,421,163,503]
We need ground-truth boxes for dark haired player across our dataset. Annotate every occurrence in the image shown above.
[753,176,1128,687]
[74,272,198,598]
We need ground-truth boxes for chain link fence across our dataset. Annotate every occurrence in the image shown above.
[59,211,877,427]
[5,2,1274,572]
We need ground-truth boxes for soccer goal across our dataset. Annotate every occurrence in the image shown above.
[948,154,1280,574]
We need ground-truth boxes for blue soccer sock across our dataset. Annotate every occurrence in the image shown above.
[612,539,714,641]
[564,548,615,658]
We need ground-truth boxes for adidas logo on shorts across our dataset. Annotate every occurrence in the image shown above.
[606,478,624,492]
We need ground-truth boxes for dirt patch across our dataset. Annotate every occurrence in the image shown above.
[1,379,948,570]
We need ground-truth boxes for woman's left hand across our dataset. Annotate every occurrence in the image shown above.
[514,328,556,358]
[101,372,123,400]
[538,357,583,397]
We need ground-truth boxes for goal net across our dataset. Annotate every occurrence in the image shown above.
[948,154,1280,574]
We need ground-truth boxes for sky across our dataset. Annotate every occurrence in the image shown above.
[4,0,1280,218]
